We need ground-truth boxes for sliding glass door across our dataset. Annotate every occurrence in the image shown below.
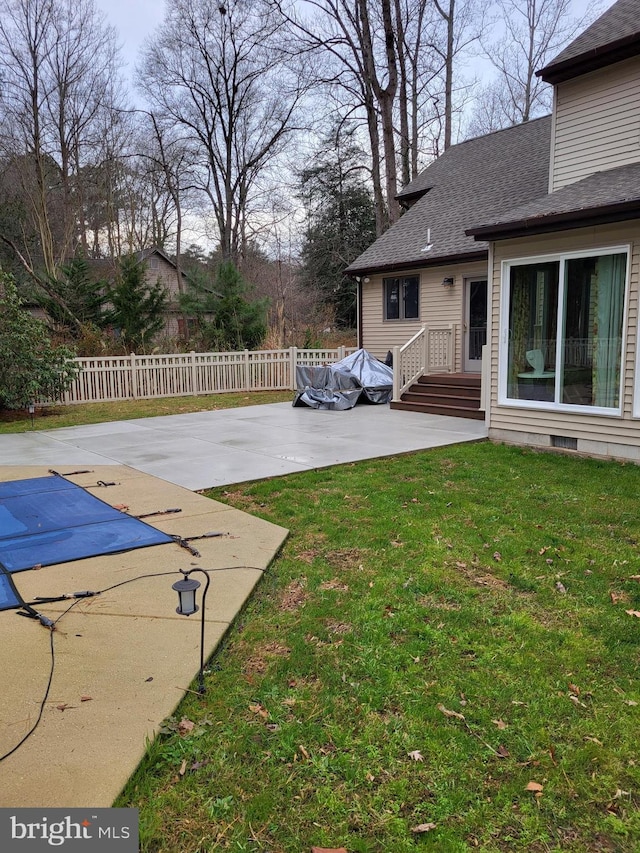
[502,249,628,412]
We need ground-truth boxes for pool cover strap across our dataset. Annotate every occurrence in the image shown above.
[0,475,174,611]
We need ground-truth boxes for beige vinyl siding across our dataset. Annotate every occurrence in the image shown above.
[488,221,640,457]
[361,260,487,367]
[550,56,640,192]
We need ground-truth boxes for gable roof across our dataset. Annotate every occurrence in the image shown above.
[466,161,640,240]
[538,0,640,84]
[346,116,551,276]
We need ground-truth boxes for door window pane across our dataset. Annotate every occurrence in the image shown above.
[508,262,558,402]
[468,279,487,360]
[561,254,625,407]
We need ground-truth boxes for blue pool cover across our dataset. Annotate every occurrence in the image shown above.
[0,475,174,610]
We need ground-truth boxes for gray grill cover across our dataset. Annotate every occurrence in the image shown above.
[293,349,393,410]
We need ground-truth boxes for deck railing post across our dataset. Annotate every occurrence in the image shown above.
[130,352,138,399]
[392,345,401,402]
[243,350,251,391]
[422,325,429,376]
[190,351,198,395]
[290,346,298,390]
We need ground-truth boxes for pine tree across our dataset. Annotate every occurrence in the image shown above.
[180,261,268,351]
[106,254,168,352]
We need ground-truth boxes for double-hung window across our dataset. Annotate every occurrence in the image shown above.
[501,248,628,413]
[384,276,419,320]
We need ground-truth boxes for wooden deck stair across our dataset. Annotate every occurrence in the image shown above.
[391,373,483,420]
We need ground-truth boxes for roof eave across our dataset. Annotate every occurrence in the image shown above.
[345,248,488,277]
[537,34,640,84]
[466,200,640,241]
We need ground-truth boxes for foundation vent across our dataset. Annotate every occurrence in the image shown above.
[551,435,578,450]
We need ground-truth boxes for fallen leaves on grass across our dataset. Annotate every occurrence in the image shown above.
[492,719,508,730]
[407,750,424,762]
[525,781,544,792]
[311,847,347,853]
[437,703,465,720]
[249,703,269,719]
[178,717,195,735]
[411,823,436,833]
[279,579,308,612]
[625,609,640,618]
[610,591,629,605]
[319,578,349,591]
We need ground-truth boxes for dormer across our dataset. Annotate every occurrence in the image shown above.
[537,0,640,193]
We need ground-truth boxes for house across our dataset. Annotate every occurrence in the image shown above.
[346,116,551,378]
[135,247,191,338]
[349,0,640,462]
[89,247,190,339]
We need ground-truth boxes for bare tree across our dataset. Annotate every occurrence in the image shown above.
[467,0,590,135]
[138,0,305,264]
[0,0,124,277]
[274,0,397,233]
[274,0,484,236]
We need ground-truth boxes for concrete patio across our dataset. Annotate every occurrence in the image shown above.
[0,403,486,808]
[0,402,488,490]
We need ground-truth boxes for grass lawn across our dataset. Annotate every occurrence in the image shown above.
[116,441,640,852]
[0,390,293,433]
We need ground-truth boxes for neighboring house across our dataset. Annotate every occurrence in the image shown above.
[348,0,640,462]
[135,247,190,338]
[90,247,190,339]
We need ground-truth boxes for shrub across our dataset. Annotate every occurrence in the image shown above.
[0,275,79,409]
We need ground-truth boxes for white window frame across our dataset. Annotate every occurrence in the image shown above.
[499,245,630,417]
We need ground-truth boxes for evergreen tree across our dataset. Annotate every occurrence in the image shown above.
[299,136,377,328]
[180,261,268,351]
[39,255,109,336]
[105,254,168,352]
[0,274,79,409]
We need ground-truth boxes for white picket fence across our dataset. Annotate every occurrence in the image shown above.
[56,347,357,405]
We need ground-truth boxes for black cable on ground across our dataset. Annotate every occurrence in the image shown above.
[2,564,270,762]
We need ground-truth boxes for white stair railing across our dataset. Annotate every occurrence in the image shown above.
[392,325,456,402]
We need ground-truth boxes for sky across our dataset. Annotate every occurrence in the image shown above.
[97,0,617,83]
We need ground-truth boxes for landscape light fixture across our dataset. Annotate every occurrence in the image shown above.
[442,276,454,288]
[172,568,211,694]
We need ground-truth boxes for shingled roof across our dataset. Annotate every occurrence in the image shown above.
[346,115,551,276]
[466,161,640,240]
[538,0,640,84]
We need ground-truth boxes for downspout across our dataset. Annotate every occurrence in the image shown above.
[483,241,494,431]
[355,276,363,349]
